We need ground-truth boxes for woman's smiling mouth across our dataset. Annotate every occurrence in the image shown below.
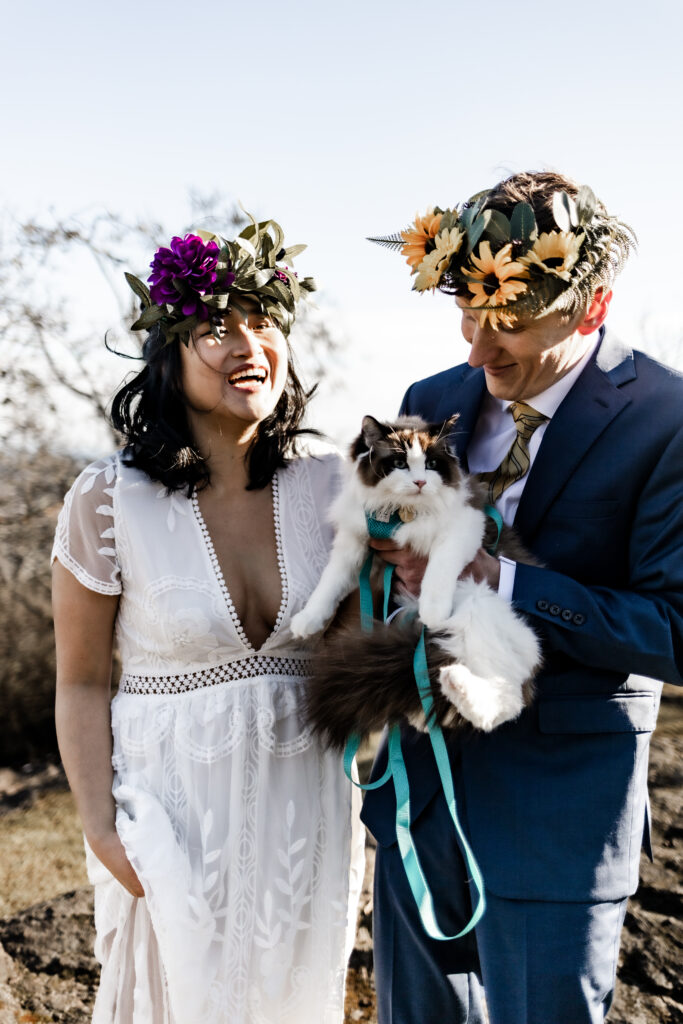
[227,366,268,389]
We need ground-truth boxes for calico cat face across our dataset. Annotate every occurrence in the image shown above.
[350,414,462,506]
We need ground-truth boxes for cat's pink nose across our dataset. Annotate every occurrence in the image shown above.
[414,479,426,490]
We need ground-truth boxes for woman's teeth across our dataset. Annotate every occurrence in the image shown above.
[228,369,267,385]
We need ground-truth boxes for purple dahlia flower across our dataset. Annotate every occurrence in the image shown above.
[148,234,220,317]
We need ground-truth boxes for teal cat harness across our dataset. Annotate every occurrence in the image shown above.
[341,508,499,941]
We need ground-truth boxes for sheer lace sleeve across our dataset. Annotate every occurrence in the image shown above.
[51,455,122,595]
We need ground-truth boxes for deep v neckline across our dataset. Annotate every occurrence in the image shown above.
[191,472,288,654]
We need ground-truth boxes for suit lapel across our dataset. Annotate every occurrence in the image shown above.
[436,368,487,464]
[514,332,635,542]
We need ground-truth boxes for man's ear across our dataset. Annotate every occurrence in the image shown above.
[576,288,613,336]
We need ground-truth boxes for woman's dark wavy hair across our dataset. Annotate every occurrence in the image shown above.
[110,322,318,494]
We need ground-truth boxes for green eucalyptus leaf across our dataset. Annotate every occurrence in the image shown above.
[237,205,259,237]
[269,279,291,304]
[282,269,301,301]
[552,191,578,231]
[166,313,199,337]
[282,243,306,263]
[260,220,284,256]
[194,228,221,246]
[467,189,489,207]
[205,292,230,310]
[466,213,488,253]
[575,185,597,226]
[483,209,511,244]
[509,202,537,242]
[236,235,258,260]
[225,240,241,264]
[439,210,460,233]
[125,273,152,308]
[260,232,275,268]
[459,206,475,231]
[130,304,166,330]
[251,268,273,288]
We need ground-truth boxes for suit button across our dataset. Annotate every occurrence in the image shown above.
[549,604,561,616]
[537,599,549,612]
[573,613,586,626]
[561,608,573,622]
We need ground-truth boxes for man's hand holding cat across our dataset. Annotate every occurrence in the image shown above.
[369,539,501,595]
[368,538,428,596]
[460,548,501,590]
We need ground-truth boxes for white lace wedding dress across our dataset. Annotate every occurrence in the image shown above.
[52,450,365,1024]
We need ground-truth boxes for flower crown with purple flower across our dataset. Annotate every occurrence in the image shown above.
[125,213,316,342]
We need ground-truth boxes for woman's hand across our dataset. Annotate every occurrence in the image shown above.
[89,829,145,898]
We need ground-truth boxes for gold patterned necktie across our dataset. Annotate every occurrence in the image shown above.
[479,401,548,504]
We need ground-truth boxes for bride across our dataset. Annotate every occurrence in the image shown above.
[52,219,364,1023]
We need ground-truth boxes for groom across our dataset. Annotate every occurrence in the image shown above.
[361,171,683,1023]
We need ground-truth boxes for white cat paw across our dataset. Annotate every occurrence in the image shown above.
[417,595,454,630]
[290,608,327,639]
[439,664,524,732]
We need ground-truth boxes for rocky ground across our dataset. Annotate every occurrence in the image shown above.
[0,687,680,1023]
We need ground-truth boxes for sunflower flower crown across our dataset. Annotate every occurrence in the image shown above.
[370,186,635,328]
[125,213,316,343]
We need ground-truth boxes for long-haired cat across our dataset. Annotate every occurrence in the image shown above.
[290,414,542,745]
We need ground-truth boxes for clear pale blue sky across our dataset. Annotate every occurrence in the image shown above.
[2,0,682,442]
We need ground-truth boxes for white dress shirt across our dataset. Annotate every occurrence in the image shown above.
[466,331,600,599]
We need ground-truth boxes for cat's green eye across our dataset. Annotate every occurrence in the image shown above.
[426,458,439,470]
[393,457,408,469]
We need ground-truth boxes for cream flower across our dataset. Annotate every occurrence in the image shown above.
[433,225,464,262]
[521,230,584,281]
[412,226,464,292]
[401,209,443,270]
[413,251,444,292]
[465,241,528,309]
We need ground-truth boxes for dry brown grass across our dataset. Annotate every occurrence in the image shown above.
[0,789,87,917]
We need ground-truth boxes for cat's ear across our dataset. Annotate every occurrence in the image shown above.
[350,415,383,461]
[438,414,460,434]
[361,415,389,448]
[425,414,459,438]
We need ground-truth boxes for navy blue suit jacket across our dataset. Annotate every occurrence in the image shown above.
[360,330,683,902]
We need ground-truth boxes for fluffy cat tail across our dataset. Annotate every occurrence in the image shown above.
[305,617,463,750]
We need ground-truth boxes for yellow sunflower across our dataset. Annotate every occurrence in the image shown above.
[413,226,464,292]
[401,209,443,271]
[521,230,584,281]
[465,241,529,309]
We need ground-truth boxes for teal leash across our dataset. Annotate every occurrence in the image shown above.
[342,510,487,940]
[484,503,503,556]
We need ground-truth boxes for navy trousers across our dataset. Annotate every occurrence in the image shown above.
[371,782,629,1024]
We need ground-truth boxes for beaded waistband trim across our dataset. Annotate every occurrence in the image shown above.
[119,655,310,695]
